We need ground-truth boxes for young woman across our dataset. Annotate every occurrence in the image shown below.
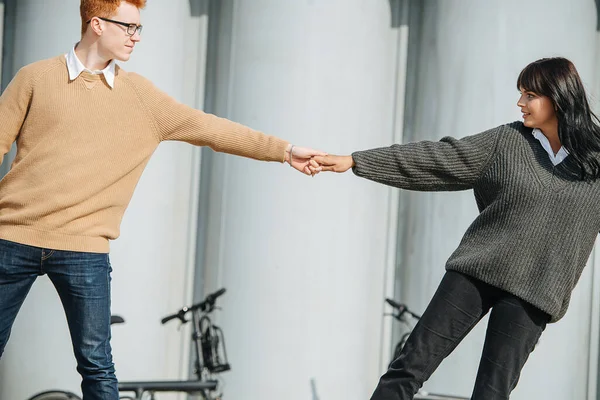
[312,57,600,399]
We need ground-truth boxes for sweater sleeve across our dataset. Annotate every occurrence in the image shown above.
[351,126,501,191]
[0,66,35,165]
[127,72,289,162]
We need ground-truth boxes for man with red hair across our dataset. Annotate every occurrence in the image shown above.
[0,0,322,398]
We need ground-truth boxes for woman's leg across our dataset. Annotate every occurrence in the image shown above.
[370,271,495,400]
[471,295,549,400]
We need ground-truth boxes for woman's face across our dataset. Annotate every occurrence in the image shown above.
[517,88,558,130]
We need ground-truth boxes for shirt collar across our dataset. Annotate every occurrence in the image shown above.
[65,44,116,88]
[532,128,569,166]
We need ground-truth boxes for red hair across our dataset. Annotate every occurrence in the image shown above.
[80,0,147,35]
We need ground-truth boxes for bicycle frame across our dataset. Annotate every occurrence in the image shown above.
[118,380,217,400]
[191,307,208,380]
[118,290,228,400]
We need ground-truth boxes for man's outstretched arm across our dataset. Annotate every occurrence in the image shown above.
[126,72,325,175]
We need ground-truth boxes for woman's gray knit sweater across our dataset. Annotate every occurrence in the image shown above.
[352,121,600,322]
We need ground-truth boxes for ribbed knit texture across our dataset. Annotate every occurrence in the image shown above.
[0,56,289,253]
[352,122,600,322]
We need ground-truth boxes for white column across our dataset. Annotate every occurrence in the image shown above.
[0,1,207,399]
[396,0,598,398]
[199,1,400,399]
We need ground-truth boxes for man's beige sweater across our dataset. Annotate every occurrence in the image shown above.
[0,56,289,253]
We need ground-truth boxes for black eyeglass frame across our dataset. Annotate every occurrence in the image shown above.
[86,17,143,37]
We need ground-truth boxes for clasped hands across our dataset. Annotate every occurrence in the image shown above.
[285,145,354,176]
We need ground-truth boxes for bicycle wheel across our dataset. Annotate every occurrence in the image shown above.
[392,332,411,361]
[27,391,82,400]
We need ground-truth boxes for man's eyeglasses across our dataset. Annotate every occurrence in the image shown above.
[87,17,143,37]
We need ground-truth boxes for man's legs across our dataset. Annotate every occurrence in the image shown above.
[370,271,496,400]
[46,250,118,400]
[0,239,40,358]
[471,295,549,400]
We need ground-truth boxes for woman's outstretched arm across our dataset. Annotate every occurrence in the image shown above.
[313,125,502,191]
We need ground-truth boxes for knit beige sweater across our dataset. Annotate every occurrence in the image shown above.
[0,56,289,253]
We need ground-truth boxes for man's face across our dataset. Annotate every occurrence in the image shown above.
[96,2,141,62]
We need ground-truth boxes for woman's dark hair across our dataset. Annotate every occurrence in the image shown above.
[517,57,600,181]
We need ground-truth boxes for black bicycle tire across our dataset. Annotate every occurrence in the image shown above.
[392,340,403,360]
[392,331,412,361]
[26,390,82,400]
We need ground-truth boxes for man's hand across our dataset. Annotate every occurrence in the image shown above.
[310,155,354,173]
[285,145,327,176]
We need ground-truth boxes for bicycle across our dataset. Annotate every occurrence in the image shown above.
[28,288,231,400]
[384,298,469,400]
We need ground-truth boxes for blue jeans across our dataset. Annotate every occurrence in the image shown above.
[371,271,549,400]
[0,238,118,399]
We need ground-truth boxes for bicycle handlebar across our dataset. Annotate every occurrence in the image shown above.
[385,298,403,310]
[385,298,421,320]
[161,288,226,325]
[161,312,184,325]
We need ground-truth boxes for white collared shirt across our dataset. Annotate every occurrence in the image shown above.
[65,44,116,88]
[532,128,568,166]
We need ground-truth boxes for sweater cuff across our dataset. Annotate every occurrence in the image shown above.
[277,140,291,163]
[350,151,367,176]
